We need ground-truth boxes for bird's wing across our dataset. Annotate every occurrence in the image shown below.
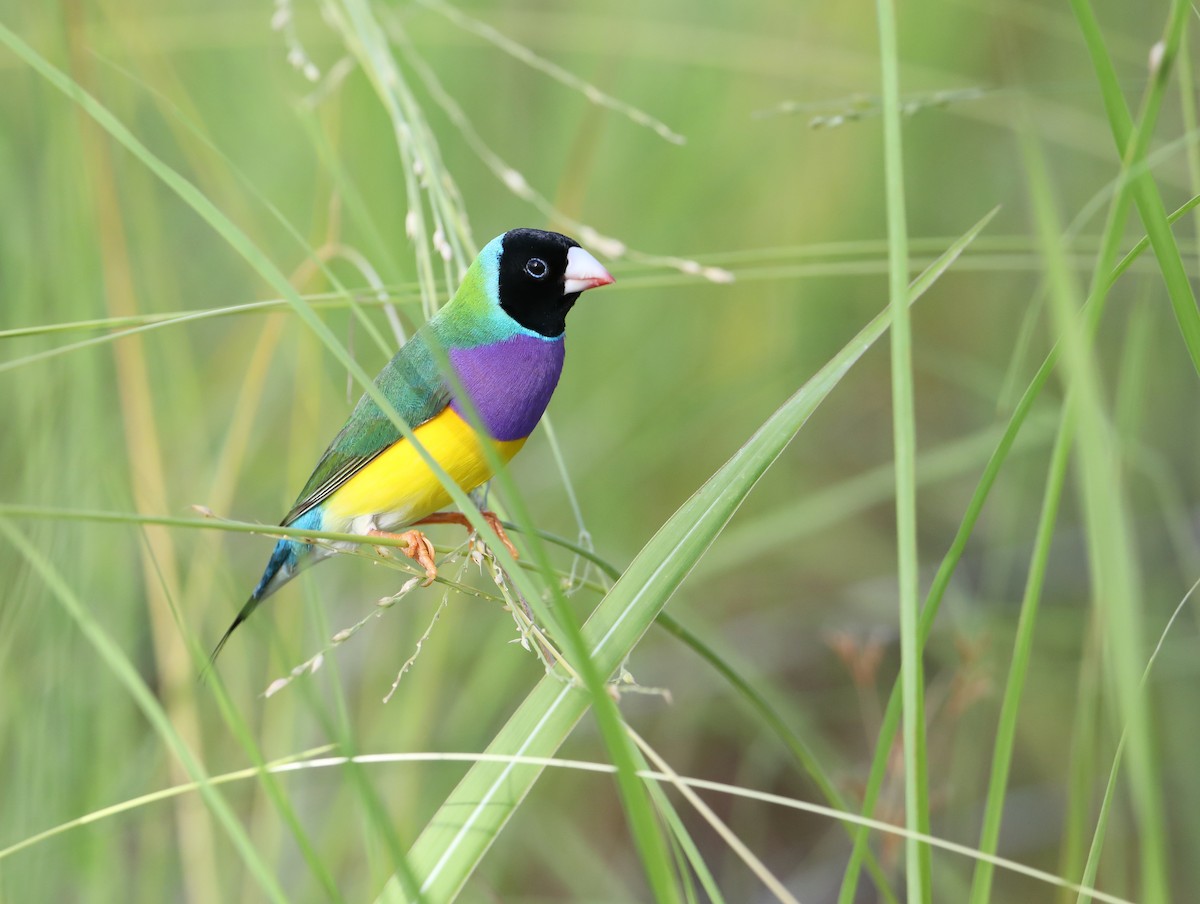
[281,330,451,526]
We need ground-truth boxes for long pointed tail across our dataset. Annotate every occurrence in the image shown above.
[208,538,305,668]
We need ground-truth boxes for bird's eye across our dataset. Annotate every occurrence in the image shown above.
[524,258,548,279]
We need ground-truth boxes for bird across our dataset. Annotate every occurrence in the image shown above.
[210,228,614,664]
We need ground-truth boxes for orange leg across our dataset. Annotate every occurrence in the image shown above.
[413,511,520,560]
[368,528,438,586]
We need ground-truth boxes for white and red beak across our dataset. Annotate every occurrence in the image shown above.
[563,246,615,294]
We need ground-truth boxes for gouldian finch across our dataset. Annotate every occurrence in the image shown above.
[211,228,613,662]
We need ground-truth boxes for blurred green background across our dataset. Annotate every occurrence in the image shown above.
[2,0,1198,901]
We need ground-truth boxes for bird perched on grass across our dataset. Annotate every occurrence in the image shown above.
[210,228,613,663]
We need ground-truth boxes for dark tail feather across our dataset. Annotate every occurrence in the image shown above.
[205,539,298,673]
[207,594,260,669]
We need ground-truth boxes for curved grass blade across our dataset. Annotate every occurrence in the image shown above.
[0,741,1138,904]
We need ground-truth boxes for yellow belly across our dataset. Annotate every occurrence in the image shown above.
[323,407,526,528]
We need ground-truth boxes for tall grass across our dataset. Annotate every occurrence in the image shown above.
[2,1,1199,902]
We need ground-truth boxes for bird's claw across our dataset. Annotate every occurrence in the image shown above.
[413,511,520,561]
[481,512,520,561]
[369,528,438,586]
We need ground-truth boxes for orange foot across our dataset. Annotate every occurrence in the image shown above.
[414,511,520,560]
[368,528,438,586]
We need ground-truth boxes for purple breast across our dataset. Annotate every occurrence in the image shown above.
[448,335,566,442]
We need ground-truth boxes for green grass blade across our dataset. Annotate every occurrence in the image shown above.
[1069,0,1200,378]
[643,776,726,904]
[1180,15,1200,266]
[873,0,929,896]
[1020,106,1168,904]
[967,410,1074,903]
